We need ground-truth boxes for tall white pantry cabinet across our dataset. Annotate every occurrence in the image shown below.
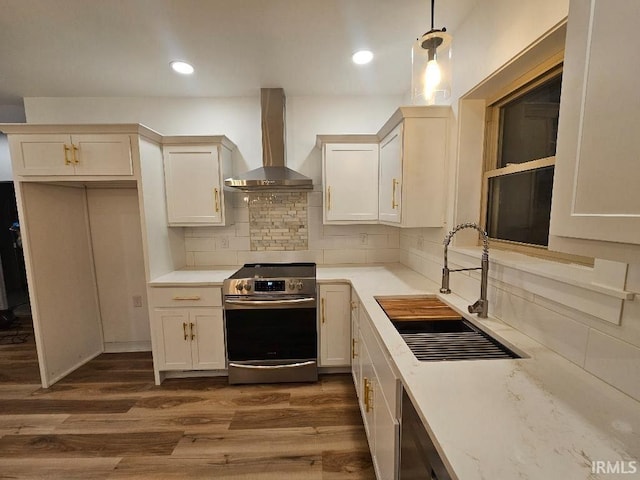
[1,124,182,388]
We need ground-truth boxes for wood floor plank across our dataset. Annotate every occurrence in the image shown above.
[172,425,370,458]
[0,431,184,457]
[0,398,137,414]
[322,450,376,479]
[55,412,231,435]
[0,457,120,480]
[110,454,323,480]
[229,405,362,430]
[0,413,69,435]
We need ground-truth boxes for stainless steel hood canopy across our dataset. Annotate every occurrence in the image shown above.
[224,88,313,191]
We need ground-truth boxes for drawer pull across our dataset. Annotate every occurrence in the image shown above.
[352,338,357,359]
[72,144,79,164]
[321,298,326,324]
[182,322,188,341]
[172,295,201,301]
[392,178,399,209]
[63,144,72,165]
[190,322,195,340]
[214,188,220,213]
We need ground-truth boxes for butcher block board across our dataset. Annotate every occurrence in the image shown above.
[375,296,462,321]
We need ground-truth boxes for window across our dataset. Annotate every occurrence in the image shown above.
[481,62,584,263]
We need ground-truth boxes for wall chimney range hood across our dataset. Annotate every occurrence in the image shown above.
[224,88,313,191]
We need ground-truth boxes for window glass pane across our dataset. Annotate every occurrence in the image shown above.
[498,75,562,167]
[486,166,555,246]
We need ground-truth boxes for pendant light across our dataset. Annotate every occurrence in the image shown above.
[411,0,452,105]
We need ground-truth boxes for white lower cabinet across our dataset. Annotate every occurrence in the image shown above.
[150,286,226,382]
[153,308,225,371]
[318,283,351,367]
[356,304,400,480]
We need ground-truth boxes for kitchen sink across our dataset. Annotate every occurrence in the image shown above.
[391,318,520,361]
[375,296,521,362]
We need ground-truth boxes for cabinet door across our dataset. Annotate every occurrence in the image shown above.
[359,334,375,449]
[72,134,133,176]
[351,293,361,394]
[318,284,351,367]
[190,308,226,370]
[379,124,403,224]
[9,133,133,177]
[163,145,224,225]
[549,0,640,262]
[154,309,193,370]
[323,143,379,223]
[373,381,400,480]
[9,134,74,176]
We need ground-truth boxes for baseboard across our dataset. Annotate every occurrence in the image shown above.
[103,341,152,353]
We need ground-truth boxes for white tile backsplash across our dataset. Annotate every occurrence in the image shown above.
[585,330,640,401]
[184,191,400,266]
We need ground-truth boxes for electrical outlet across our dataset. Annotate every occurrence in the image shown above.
[219,236,229,249]
[417,235,424,250]
[359,233,368,246]
[132,295,143,308]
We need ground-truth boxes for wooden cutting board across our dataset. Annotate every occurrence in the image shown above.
[376,296,462,321]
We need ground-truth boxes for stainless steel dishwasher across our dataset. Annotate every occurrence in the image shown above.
[400,389,452,480]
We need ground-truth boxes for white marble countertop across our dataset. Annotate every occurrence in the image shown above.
[149,264,640,479]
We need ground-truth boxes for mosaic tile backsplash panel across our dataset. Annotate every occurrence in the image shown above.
[248,192,308,251]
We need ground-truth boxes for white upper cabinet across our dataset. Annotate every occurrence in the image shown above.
[377,107,450,228]
[549,0,640,262]
[378,124,403,224]
[162,137,235,227]
[9,133,133,176]
[321,140,379,224]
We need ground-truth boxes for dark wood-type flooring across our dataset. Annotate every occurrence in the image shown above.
[0,316,375,479]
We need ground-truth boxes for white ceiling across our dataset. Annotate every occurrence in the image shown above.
[0,0,478,105]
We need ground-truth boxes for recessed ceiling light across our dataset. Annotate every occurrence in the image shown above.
[352,50,374,65]
[170,61,194,75]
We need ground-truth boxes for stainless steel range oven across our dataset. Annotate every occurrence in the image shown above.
[223,262,318,385]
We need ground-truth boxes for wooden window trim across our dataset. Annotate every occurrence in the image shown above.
[480,56,593,266]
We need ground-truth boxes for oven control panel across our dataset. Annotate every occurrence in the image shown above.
[224,278,316,296]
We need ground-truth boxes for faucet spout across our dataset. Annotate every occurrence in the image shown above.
[440,223,489,318]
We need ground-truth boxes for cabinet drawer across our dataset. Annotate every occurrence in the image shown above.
[150,286,222,307]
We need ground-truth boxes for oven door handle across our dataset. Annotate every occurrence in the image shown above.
[224,297,316,307]
[228,361,316,370]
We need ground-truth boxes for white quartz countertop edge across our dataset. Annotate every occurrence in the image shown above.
[149,264,640,479]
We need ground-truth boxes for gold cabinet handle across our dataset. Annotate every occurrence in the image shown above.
[214,188,220,213]
[365,378,373,412]
[63,144,72,165]
[321,297,326,324]
[327,186,331,211]
[182,322,188,341]
[350,301,357,311]
[190,322,195,340]
[72,144,79,164]
[172,295,201,301]
[352,338,357,359]
[392,178,399,209]
[364,378,372,412]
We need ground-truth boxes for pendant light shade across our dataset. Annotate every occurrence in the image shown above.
[411,0,452,105]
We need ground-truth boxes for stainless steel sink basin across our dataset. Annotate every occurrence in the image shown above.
[392,318,521,361]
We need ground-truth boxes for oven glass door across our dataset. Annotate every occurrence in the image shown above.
[225,307,317,361]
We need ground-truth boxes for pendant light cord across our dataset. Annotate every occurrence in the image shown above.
[431,0,435,30]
